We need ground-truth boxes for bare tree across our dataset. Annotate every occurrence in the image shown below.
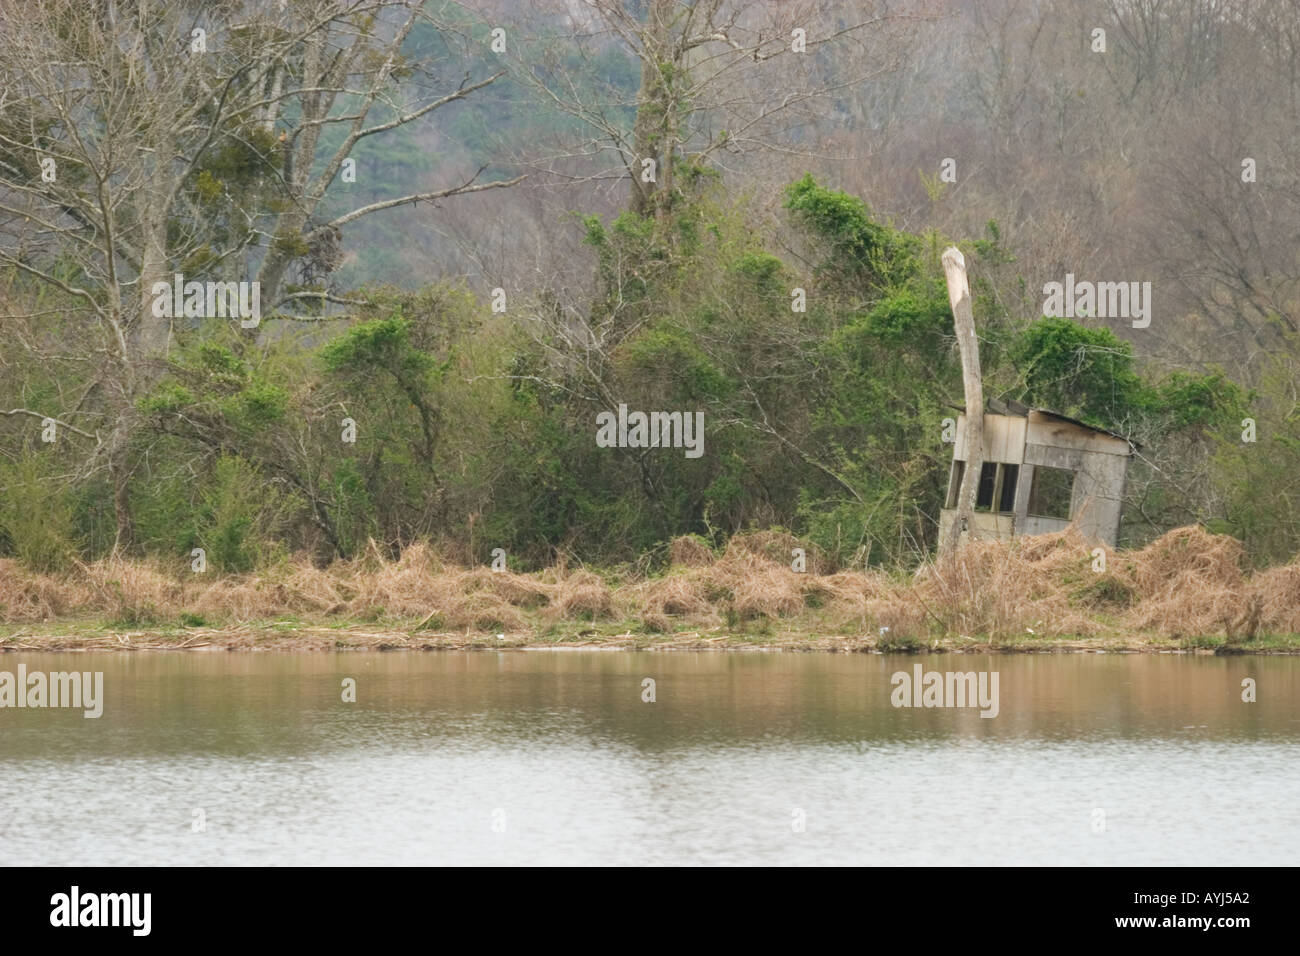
[0,0,520,548]
[509,0,923,222]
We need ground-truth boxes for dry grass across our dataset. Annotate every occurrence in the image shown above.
[0,526,1295,642]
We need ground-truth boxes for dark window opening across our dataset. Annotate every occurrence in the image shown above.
[998,464,1020,513]
[949,460,1020,515]
[1028,465,1074,519]
[974,462,998,511]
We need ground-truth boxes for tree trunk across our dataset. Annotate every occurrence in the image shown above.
[253,212,308,311]
[134,217,173,366]
[629,0,675,217]
[113,206,172,551]
[941,246,983,557]
[106,416,135,555]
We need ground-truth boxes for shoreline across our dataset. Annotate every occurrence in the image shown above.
[4,526,1298,656]
[3,621,1296,654]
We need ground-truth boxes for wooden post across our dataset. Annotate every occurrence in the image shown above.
[941,246,983,557]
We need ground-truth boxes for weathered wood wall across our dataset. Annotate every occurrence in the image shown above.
[943,409,1131,547]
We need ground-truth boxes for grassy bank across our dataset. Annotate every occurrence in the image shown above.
[2,526,1299,653]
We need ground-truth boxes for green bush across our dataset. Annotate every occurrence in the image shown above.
[196,455,294,572]
[0,453,79,572]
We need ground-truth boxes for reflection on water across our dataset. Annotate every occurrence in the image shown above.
[1,651,1296,865]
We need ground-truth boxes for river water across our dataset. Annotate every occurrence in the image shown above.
[1,651,1295,865]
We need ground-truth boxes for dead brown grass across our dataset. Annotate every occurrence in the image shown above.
[0,526,1295,641]
[1251,561,1300,635]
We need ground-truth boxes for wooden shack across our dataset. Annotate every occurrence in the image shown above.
[938,398,1134,547]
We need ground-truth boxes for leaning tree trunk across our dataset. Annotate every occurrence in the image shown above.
[941,246,983,558]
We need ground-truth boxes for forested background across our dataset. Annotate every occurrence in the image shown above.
[1,0,1297,575]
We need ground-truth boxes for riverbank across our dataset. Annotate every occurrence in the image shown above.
[4,619,1299,654]
[3,525,1299,653]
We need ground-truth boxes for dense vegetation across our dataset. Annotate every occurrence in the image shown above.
[0,173,1252,572]
[1,0,1295,578]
